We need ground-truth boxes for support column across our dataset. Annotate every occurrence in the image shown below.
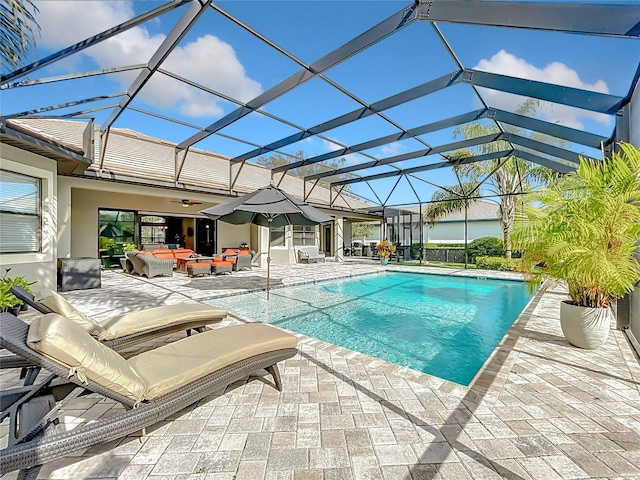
[334,217,344,262]
[56,177,72,259]
[257,225,269,269]
[619,89,640,333]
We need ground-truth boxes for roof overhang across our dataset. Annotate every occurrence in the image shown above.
[0,121,91,175]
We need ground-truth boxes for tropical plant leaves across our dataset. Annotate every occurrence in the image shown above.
[512,143,640,307]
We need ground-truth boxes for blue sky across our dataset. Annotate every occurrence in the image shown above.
[3,1,639,206]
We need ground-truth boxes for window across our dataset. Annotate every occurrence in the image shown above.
[99,209,135,253]
[140,215,167,244]
[293,225,316,246]
[270,226,285,246]
[0,170,41,253]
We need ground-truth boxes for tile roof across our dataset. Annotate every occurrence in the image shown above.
[8,118,373,212]
[405,200,499,221]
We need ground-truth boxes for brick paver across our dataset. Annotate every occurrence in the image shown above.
[2,261,639,479]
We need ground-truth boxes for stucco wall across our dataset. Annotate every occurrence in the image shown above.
[218,224,252,253]
[61,178,341,266]
[63,180,254,258]
[0,144,57,290]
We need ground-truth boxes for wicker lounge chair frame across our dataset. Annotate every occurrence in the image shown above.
[0,312,297,477]
[9,286,220,350]
[126,251,173,278]
[4,287,226,381]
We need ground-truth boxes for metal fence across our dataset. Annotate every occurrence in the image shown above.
[423,248,466,264]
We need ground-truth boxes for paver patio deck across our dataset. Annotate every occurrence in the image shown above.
[2,261,639,479]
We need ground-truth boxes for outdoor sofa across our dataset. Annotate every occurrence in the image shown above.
[297,246,326,263]
[145,248,195,267]
[0,311,298,477]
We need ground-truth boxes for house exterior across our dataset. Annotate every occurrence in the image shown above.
[0,119,379,289]
[422,201,502,244]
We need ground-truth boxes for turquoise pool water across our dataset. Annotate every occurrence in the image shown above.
[208,272,531,385]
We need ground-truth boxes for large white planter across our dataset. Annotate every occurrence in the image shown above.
[560,301,612,349]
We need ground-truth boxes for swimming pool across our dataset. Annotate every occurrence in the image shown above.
[208,272,531,385]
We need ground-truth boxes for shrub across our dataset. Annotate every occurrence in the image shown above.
[475,256,520,271]
[122,242,138,252]
[0,268,37,311]
[468,236,503,261]
[99,236,116,251]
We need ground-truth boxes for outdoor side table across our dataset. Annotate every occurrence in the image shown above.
[179,256,215,273]
[57,258,101,291]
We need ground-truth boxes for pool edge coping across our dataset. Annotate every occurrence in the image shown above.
[211,265,539,403]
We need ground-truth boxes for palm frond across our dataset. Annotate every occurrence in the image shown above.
[423,181,479,224]
[0,0,39,71]
[512,143,640,307]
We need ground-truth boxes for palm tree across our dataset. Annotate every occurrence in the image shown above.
[0,0,39,72]
[424,102,561,258]
[423,178,479,226]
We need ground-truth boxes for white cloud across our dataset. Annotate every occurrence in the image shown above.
[342,152,367,167]
[36,1,135,48]
[474,50,611,129]
[321,138,342,151]
[35,1,261,118]
[298,136,341,153]
[378,142,404,158]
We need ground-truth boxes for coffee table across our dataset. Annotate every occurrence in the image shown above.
[178,256,214,273]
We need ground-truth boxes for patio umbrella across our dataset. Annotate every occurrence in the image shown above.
[99,223,123,238]
[200,185,332,299]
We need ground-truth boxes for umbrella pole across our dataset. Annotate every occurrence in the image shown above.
[267,219,272,300]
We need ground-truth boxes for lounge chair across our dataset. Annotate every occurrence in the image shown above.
[0,311,298,477]
[10,286,227,350]
[126,251,173,278]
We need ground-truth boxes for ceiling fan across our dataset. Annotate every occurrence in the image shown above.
[171,199,203,208]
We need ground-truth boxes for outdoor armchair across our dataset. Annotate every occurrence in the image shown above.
[233,250,253,271]
[0,311,298,477]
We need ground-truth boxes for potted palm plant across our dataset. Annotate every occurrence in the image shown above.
[512,143,640,349]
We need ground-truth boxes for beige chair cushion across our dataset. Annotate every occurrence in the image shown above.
[129,323,297,399]
[36,289,104,337]
[97,304,228,341]
[27,314,146,401]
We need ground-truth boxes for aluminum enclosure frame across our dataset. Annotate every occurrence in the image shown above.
[1,0,639,212]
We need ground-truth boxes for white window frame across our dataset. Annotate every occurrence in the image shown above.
[270,225,285,246]
[0,169,42,254]
[292,224,317,246]
[0,157,54,265]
